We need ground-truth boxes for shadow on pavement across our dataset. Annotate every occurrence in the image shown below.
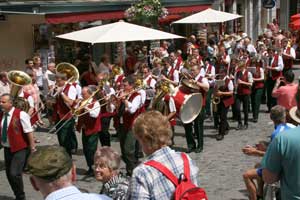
[0,195,14,200]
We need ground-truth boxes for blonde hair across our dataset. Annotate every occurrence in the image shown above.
[133,111,172,151]
[94,146,121,171]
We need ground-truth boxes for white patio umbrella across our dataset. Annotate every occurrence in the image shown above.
[56,21,184,44]
[173,8,242,24]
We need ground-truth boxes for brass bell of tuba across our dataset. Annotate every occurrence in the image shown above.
[7,70,32,112]
[56,62,79,83]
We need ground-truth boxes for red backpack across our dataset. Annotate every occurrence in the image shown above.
[145,153,208,200]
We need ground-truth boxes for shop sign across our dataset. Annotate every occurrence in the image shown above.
[262,0,276,9]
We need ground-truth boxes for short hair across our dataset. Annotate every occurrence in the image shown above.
[25,58,33,65]
[162,57,170,65]
[1,93,13,103]
[133,111,172,151]
[86,85,97,95]
[123,75,135,86]
[270,105,286,124]
[33,56,40,63]
[94,147,121,171]
[283,70,295,83]
[0,71,7,79]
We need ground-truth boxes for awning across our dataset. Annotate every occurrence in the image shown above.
[46,11,124,24]
[46,4,210,24]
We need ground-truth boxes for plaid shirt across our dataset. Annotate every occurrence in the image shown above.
[127,146,199,200]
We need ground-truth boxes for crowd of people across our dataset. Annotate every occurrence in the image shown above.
[1,19,300,200]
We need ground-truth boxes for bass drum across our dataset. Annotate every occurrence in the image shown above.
[172,86,202,124]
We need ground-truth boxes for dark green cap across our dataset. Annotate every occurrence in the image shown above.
[25,146,73,182]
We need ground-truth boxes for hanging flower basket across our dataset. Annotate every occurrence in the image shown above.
[125,0,168,26]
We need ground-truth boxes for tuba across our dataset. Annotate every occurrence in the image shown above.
[7,70,32,112]
[56,62,79,83]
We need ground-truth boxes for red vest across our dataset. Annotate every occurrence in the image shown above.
[283,47,293,70]
[168,67,176,81]
[146,77,152,87]
[164,95,176,126]
[0,109,29,153]
[123,92,141,131]
[206,64,213,75]
[56,84,73,120]
[219,78,234,107]
[253,67,264,89]
[116,74,125,88]
[23,92,39,125]
[237,70,251,95]
[175,57,183,70]
[271,54,282,80]
[197,76,206,107]
[77,100,101,136]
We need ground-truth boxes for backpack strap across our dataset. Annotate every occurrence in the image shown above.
[145,160,179,186]
[181,153,191,181]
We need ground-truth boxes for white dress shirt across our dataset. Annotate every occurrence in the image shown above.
[194,73,209,88]
[167,66,179,83]
[1,107,33,147]
[271,55,284,71]
[0,80,10,96]
[86,98,100,118]
[19,90,34,108]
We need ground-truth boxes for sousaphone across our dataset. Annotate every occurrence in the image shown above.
[56,62,79,83]
[7,70,32,112]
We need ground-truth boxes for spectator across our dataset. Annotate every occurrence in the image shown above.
[272,70,297,110]
[26,146,111,200]
[0,71,10,96]
[262,125,300,199]
[24,58,34,73]
[94,147,129,200]
[242,105,295,200]
[127,111,199,199]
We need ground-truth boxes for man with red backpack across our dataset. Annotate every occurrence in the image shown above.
[128,111,208,200]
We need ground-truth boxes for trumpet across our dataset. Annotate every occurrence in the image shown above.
[75,86,143,117]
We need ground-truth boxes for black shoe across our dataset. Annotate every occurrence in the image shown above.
[186,147,195,153]
[71,149,78,155]
[224,129,229,135]
[243,124,248,130]
[194,147,203,153]
[253,118,258,123]
[216,134,224,141]
[236,123,243,130]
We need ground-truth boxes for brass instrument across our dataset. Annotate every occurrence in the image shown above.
[52,62,80,97]
[7,70,32,112]
[56,62,79,83]
[152,74,175,95]
[211,78,225,113]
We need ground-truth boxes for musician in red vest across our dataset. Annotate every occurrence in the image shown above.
[0,93,36,200]
[142,66,156,109]
[183,64,209,153]
[281,38,295,74]
[96,70,116,147]
[151,81,177,146]
[234,61,253,130]
[170,52,184,71]
[216,46,230,74]
[54,73,78,156]
[119,76,142,175]
[76,85,101,176]
[251,58,265,123]
[161,57,179,86]
[214,70,234,140]
[265,47,284,112]
[203,57,216,118]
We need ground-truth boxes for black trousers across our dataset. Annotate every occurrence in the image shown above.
[266,78,277,111]
[98,116,112,146]
[235,94,250,125]
[4,147,28,200]
[216,101,229,135]
[183,108,205,150]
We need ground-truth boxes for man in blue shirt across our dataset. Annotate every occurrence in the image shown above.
[262,126,300,200]
[26,146,111,200]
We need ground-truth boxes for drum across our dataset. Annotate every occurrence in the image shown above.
[172,86,202,124]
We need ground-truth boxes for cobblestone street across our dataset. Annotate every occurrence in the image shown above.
[0,69,299,200]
